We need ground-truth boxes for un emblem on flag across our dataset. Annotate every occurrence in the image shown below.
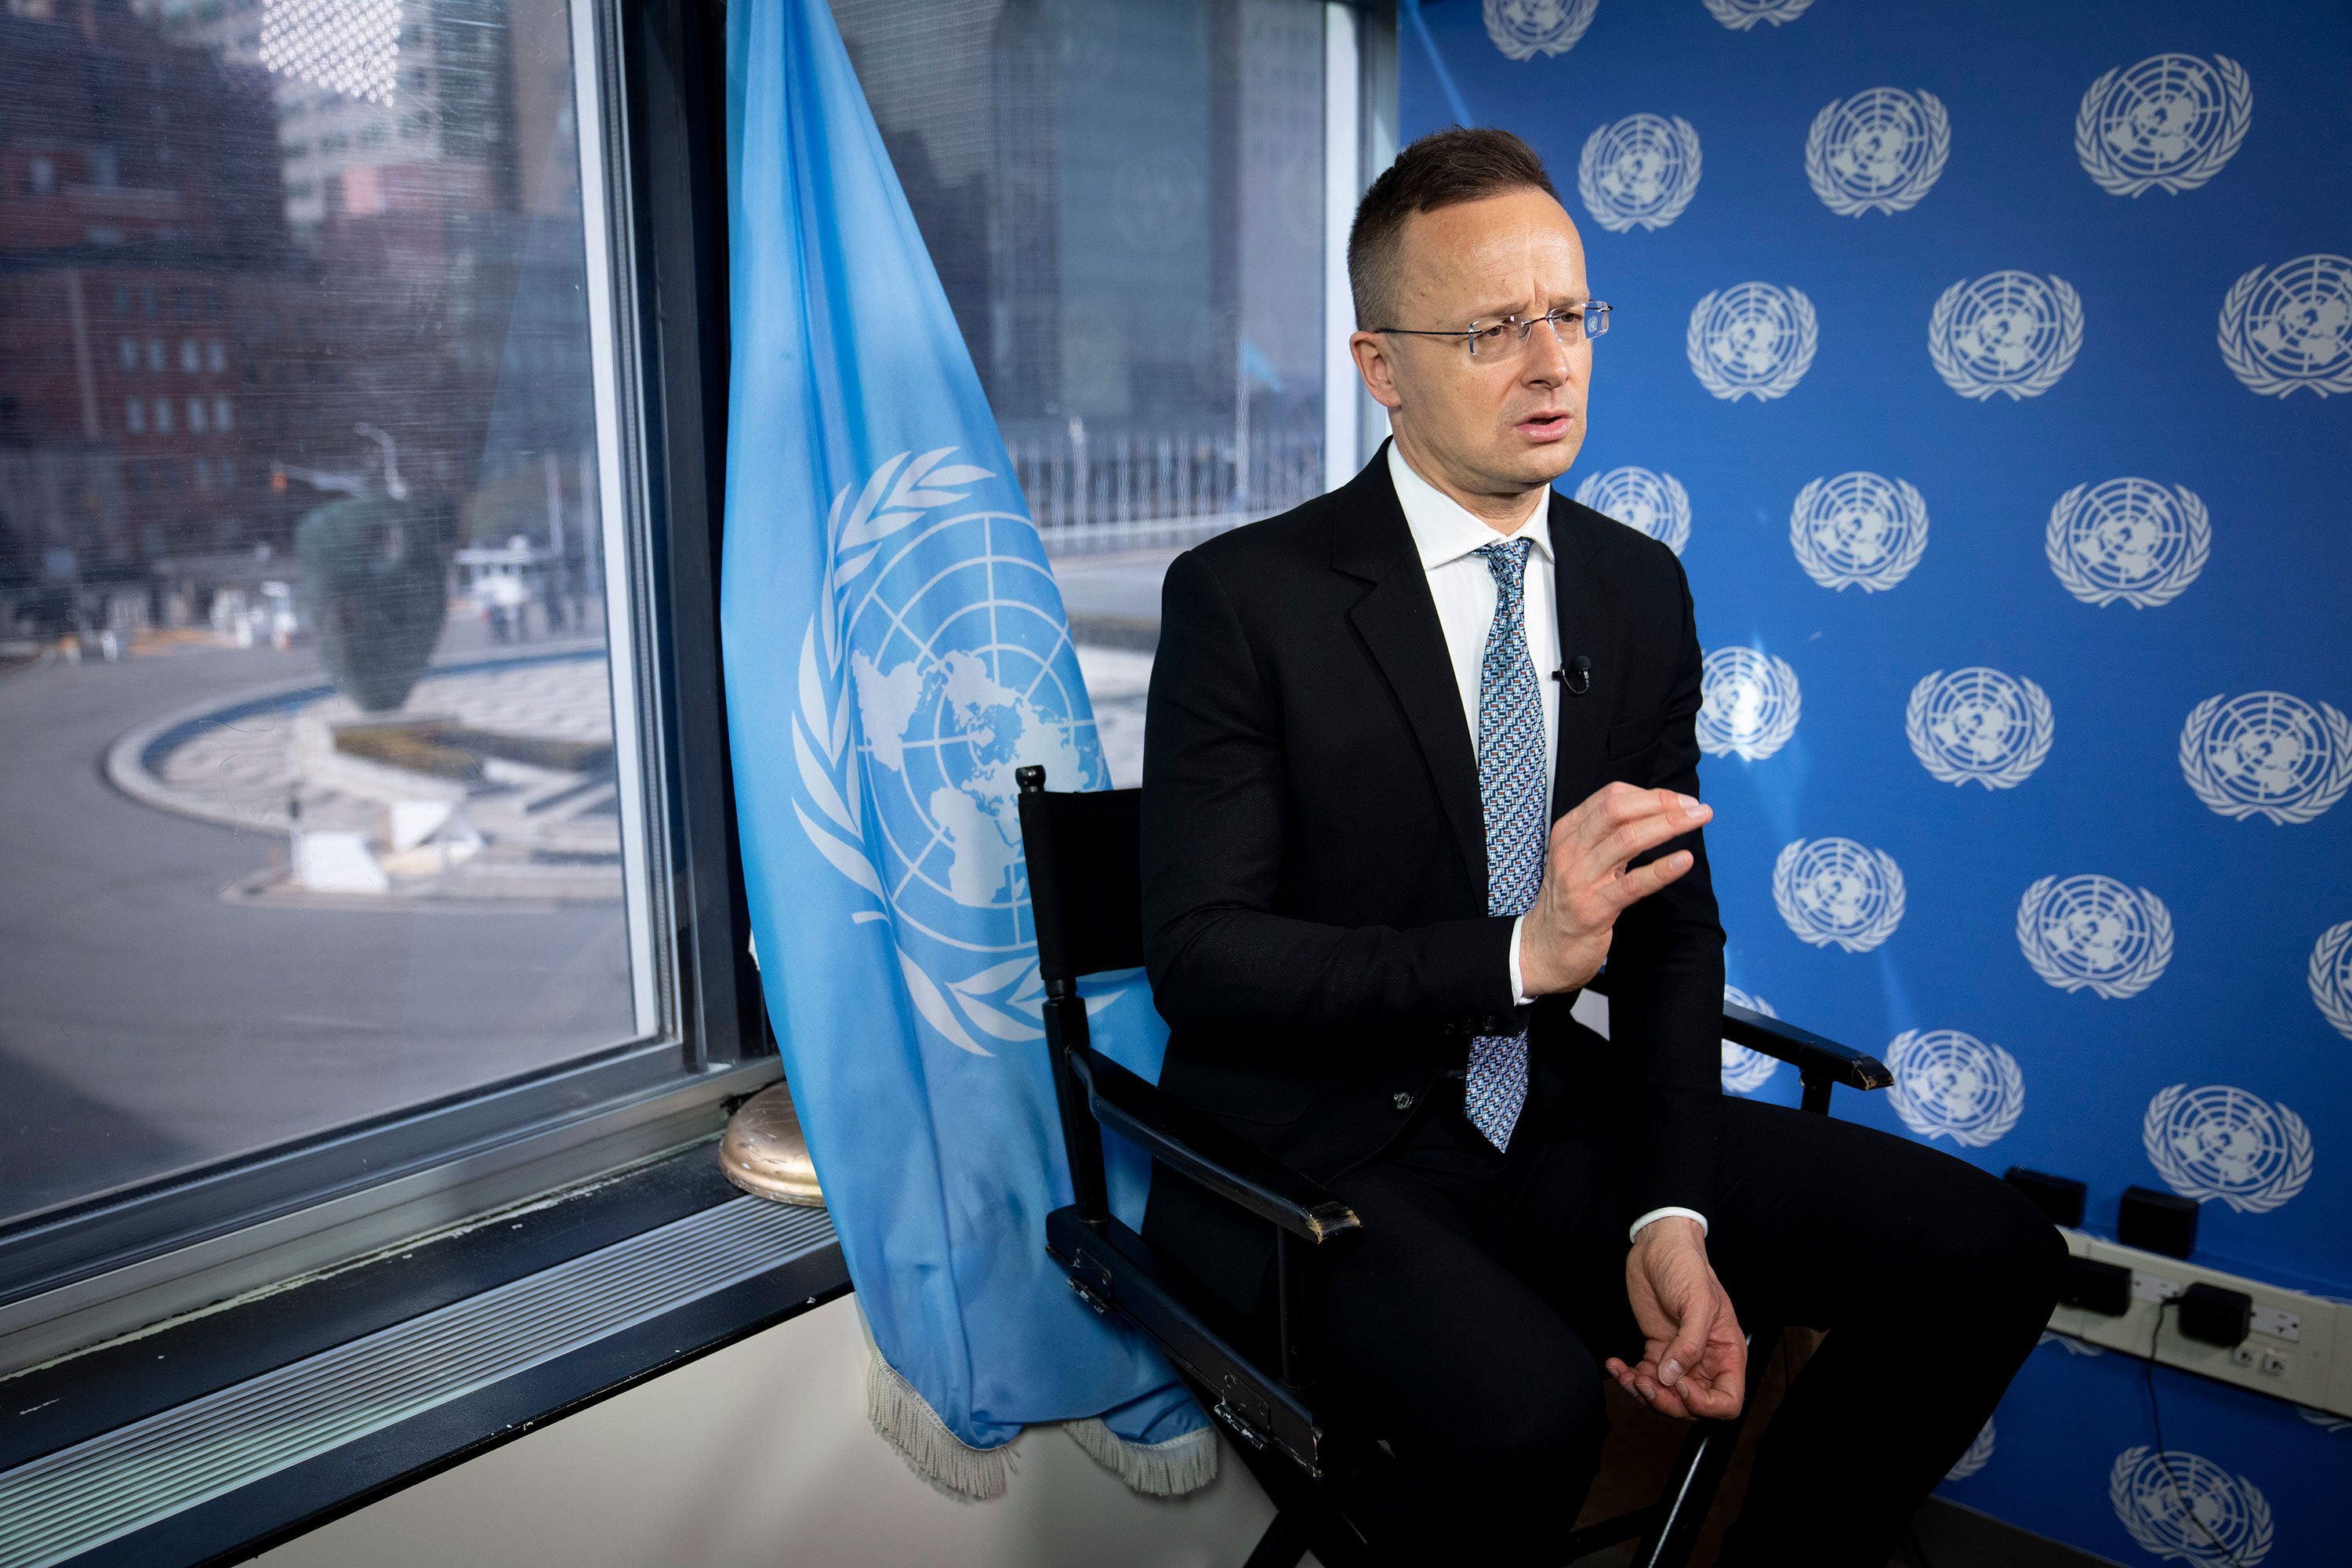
[2016,875,2172,1000]
[2045,478,2209,608]
[1688,283,1817,401]
[1719,984,1780,1094]
[2076,54,2252,198]
[1804,88,1950,216]
[793,450,1108,1057]
[1577,115,1702,233]
[2110,1448,2274,1566]
[2218,254,2352,398]
[1905,667,2052,789]
[1702,0,1816,29]
[1483,0,1596,60]
[1697,647,1799,761]
[1773,837,1904,953]
[1789,472,1928,592]
[1574,465,1690,554]
[1945,1420,1994,1482]
[2143,1085,2314,1215]
[1930,272,2083,401]
[1886,1030,2024,1149]
[2310,922,2352,1043]
[2178,691,2352,825]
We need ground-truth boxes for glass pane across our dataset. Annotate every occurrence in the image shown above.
[829,0,1329,787]
[0,0,659,1227]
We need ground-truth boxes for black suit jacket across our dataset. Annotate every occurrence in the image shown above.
[1138,446,1726,1313]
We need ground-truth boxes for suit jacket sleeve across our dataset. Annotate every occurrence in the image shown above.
[1601,554,1727,1228]
[1141,547,1518,1036]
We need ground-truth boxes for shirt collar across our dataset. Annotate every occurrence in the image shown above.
[1386,440,1555,571]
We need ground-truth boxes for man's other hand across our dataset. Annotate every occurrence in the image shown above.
[1605,1217,1747,1421]
[1517,782,1710,996]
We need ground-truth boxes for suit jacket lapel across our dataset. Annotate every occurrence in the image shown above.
[1549,494,1621,820]
[1331,449,1487,891]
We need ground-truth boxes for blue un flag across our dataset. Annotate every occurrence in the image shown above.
[718,0,1209,1497]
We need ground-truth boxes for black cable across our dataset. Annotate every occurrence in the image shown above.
[2142,1296,2245,1568]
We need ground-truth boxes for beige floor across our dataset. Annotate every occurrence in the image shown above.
[255,1294,1305,1568]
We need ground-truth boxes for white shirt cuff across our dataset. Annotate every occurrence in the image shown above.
[1508,915,1532,1007]
[1629,1207,1709,1244]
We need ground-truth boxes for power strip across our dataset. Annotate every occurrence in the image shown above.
[2046,1229,2351,1416]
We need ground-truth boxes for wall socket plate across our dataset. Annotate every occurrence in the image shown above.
[2045,1229,2350,1416]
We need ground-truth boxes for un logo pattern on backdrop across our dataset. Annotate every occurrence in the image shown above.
[2218,253,2352,398]
[1773,837,1904,952]
[2045,479,2209,608]
[1701,0,1814,29]
[1697,647,1799,760]
[1688,282,1817,400]
[1805,88,1949,216]
[1719,983,1780,1094]
[1577,114,1700,233]
[1887,1029,2025,1148]
[2178,691,2352,824]
[1789,472,1929,591]
[2077,54,2252,198]
[2309,921,2352,1042]
[1482,0,1595,60]
[1930,272,2084,400]
[1906,668,2053,789]
[2109,1448,2274,1567]
[2016,875,2173,1000]
[2143,1085,2314,1214]
[1574,465,1689,554]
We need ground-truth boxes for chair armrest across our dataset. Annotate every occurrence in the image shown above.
[1066,1047,1362,1243]
[1721,1003,1892,1092]
[1581,975,1892,1093]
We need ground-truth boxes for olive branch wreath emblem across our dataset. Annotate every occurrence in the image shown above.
[2075,55,2251,198]
[1575,115,1702,234]
[1687,285,1817,401]
[2141,1086,2314,1216]
[1905,670,2053,789]
[2176,692,2352,825]
[792,447,1111,1058]
[2109,1447,2274,1566]
[2217,257,2352,399]
[1804,89,1949,217]
[2013,876,2172,1000]
[2309,921,2352,1043]
[1929,274,2083,401]
[2043,481,2209,608]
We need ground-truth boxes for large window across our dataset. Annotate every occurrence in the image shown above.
[0,0,733,1334]
[831,0,1337,554]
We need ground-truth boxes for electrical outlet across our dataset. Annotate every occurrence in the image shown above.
[2045,1230,2348,1415]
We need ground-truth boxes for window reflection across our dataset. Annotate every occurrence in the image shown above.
[0,0,646,1226]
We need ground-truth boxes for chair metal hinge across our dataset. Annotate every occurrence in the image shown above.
[1065,1275,1110,1315]
[1212,1399,1269,1450]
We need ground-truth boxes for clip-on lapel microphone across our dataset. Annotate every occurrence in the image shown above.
[1552,655,1592,695]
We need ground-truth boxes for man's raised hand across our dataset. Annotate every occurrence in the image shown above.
[1517,782,1710,996]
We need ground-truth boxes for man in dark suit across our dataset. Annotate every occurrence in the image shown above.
[1138,128,2063,1564]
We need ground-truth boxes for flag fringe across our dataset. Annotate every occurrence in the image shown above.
[862,1338,1010,1501]
[1061,1417,1220,1497]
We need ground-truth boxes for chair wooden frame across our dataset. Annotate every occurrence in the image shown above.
[1014,768,1892,1566]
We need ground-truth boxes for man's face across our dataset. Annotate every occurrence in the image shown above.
[1355,188,1593,503]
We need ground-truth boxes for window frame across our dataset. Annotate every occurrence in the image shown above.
[0,0,768,1377]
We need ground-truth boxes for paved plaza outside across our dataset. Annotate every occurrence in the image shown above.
[2,555,1172,1229]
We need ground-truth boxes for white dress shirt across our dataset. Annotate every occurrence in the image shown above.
[1387,443,1707,1244]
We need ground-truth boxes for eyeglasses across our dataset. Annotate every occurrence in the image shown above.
[1374,303,1612,358]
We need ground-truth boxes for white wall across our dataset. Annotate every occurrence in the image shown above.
[256,1295,1301,1568]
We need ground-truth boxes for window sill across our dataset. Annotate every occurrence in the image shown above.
[0,1146,849,1568]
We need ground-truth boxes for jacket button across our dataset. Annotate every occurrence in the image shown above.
[1392,1091,1415,1111]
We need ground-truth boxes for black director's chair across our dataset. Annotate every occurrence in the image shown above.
[1014,767,1892,1567]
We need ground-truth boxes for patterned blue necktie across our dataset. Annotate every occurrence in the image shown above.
[1465,537,1545,1150]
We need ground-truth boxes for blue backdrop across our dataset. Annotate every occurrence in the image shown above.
[1405,3,2349,1562]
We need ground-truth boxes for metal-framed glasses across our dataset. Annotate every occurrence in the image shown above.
[1374,303,1612,358]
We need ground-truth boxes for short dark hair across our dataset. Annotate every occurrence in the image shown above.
[1347,127,1561,329]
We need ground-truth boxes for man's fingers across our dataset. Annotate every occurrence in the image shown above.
[1597,851,1694,910]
